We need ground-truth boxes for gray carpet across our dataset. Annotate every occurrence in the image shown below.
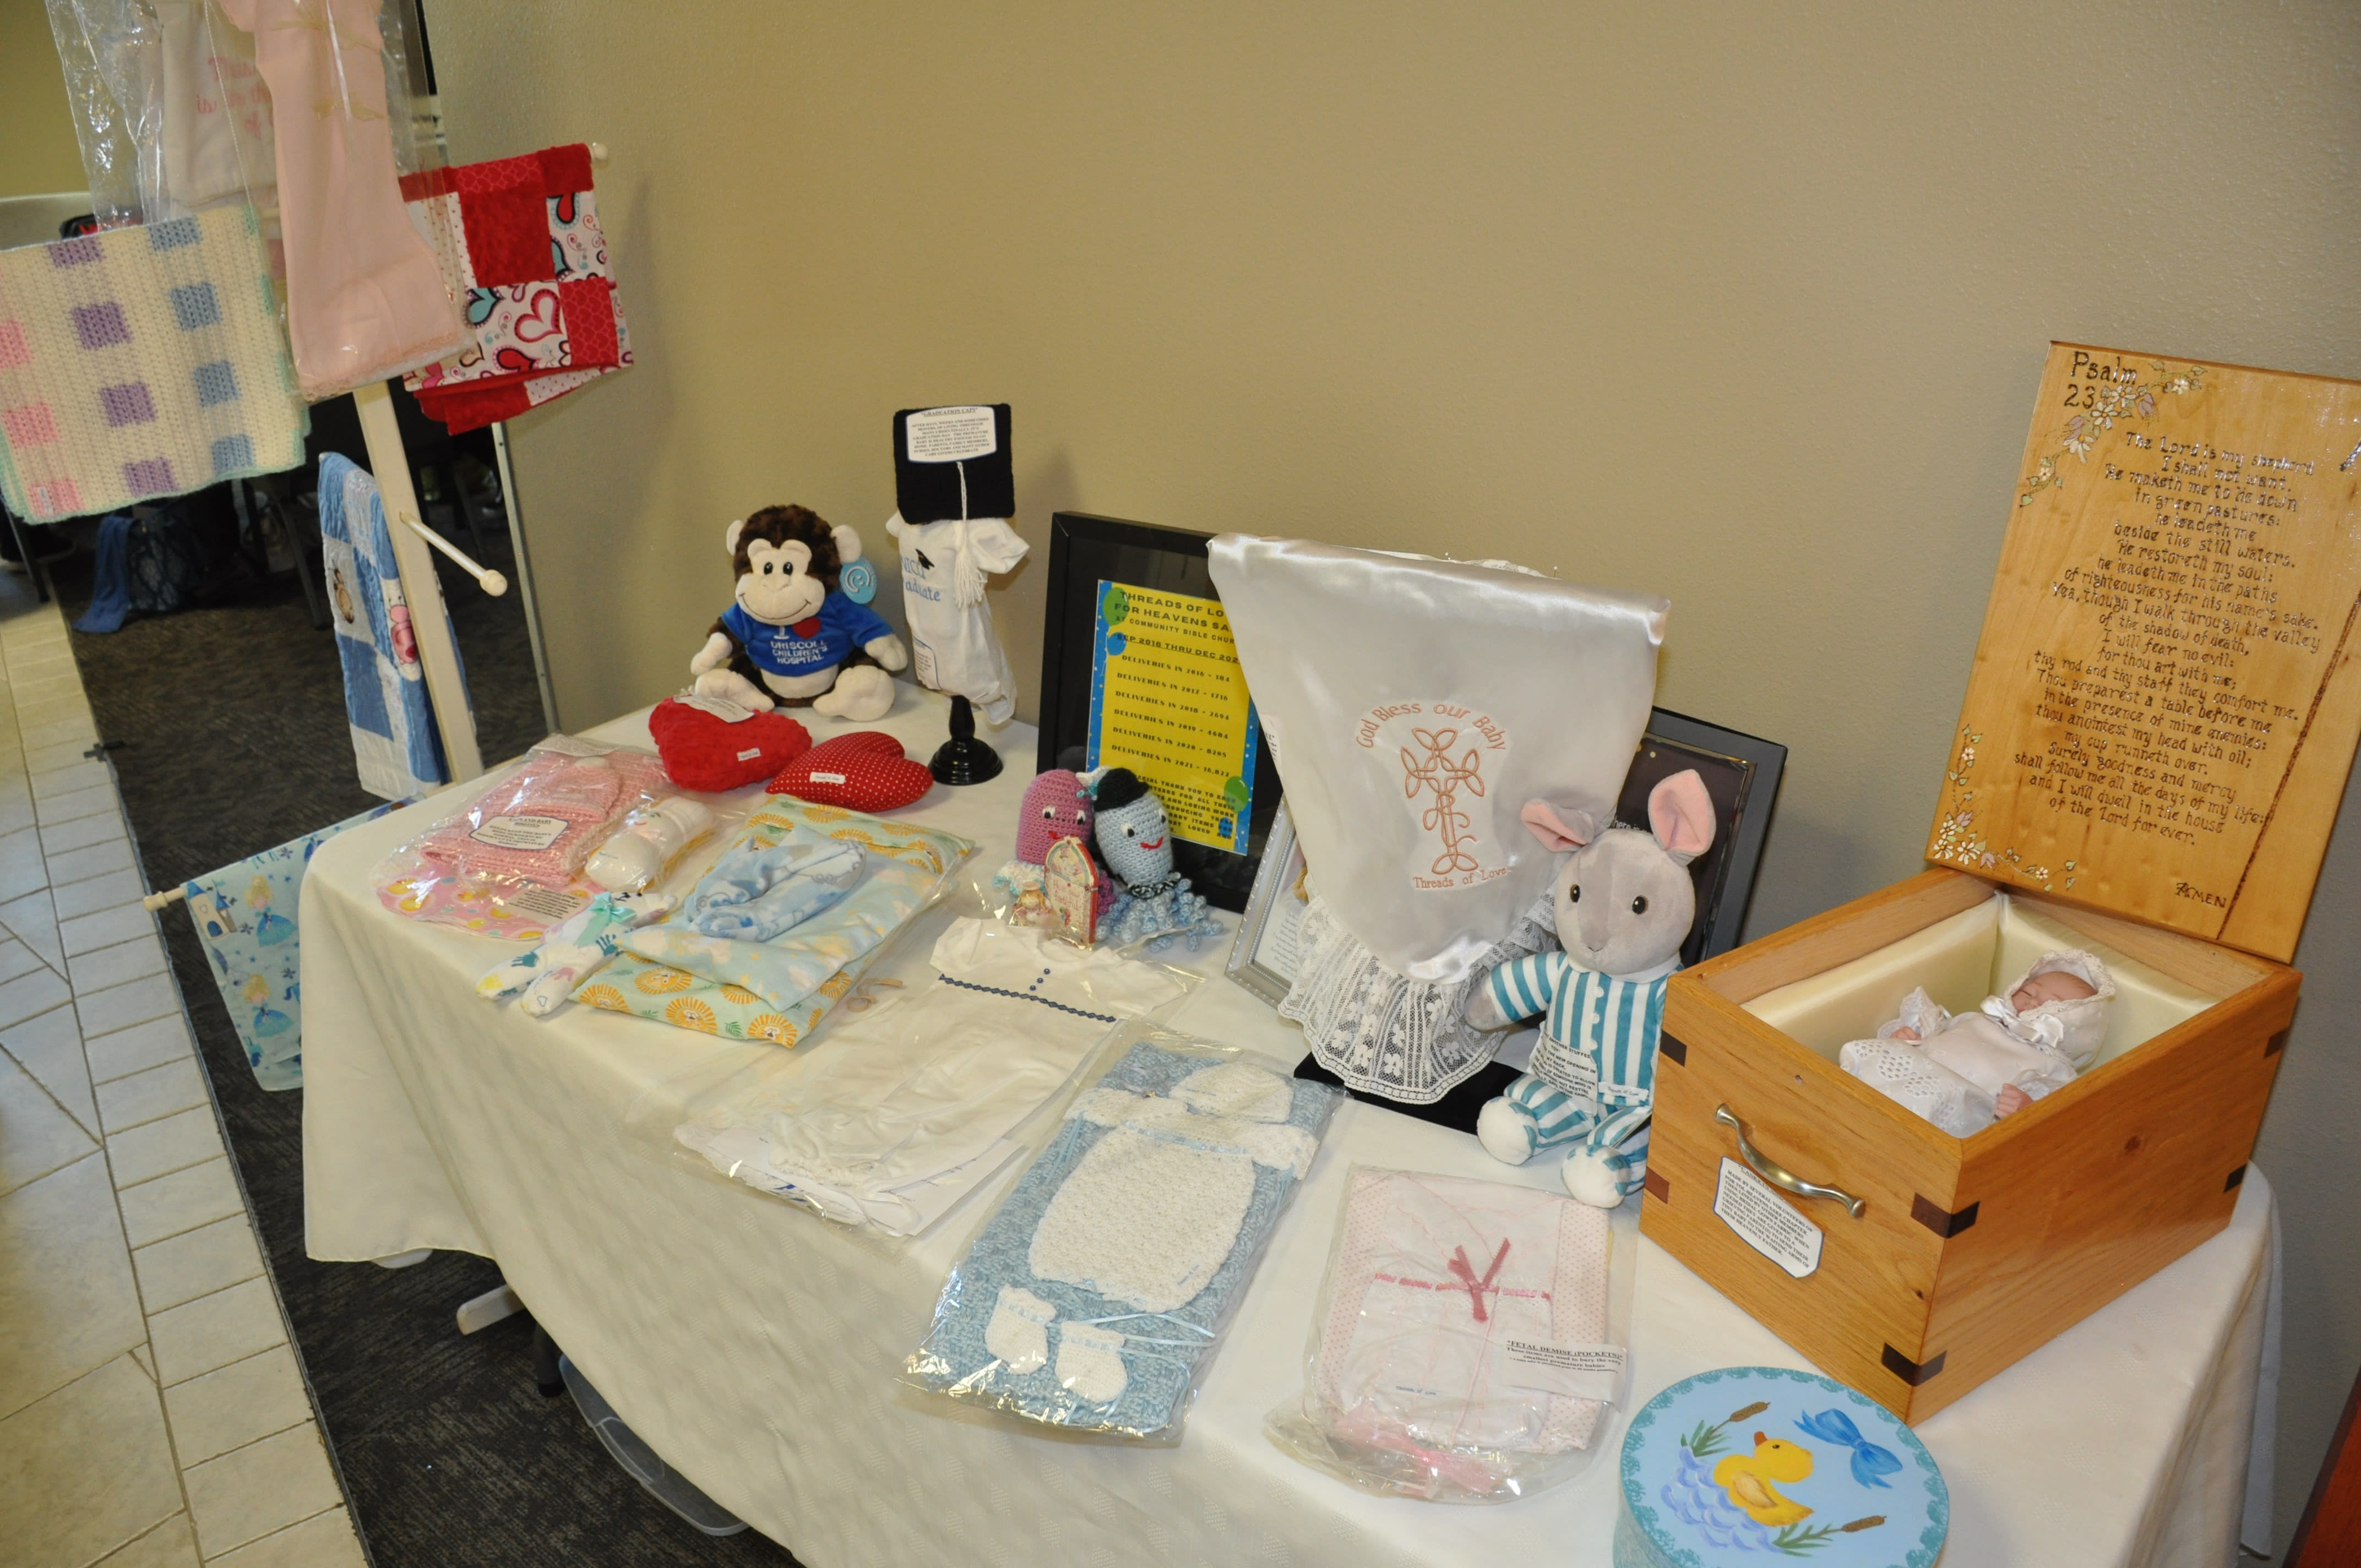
[52,493,803,1566]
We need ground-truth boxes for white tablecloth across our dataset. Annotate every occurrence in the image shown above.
[301,688,2276,1567]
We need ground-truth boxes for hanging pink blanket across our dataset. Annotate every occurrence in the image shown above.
[215,0,467,398]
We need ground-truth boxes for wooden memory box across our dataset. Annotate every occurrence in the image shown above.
[1642,344,2361,1423]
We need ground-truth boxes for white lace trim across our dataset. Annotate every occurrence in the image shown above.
[1280,890,1558,1103]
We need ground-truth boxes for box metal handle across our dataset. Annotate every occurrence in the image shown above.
[1715,1104,1867,1219]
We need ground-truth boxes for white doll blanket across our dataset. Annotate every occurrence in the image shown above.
[673,919,1188,1235]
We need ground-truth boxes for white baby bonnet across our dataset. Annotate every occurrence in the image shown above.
[1983,950,2115,1068]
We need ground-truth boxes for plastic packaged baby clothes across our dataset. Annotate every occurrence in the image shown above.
[585,797,974,1046]
[418,743,667,882]
[476,891,674,1019]
[902,1027,1341,1441]
[585,798,716,894]
[679,830,863,940]
[670,919,1194,1237]
[1266,1168,1638,1502]
[373,737,677,939]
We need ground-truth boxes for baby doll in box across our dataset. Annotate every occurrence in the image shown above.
[1839,951,2114,1136]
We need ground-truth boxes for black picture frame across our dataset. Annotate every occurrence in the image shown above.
[1618,707,1787,967]
[1036,512,1280,913]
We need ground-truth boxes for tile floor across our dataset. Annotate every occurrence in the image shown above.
[0,576,367,1567]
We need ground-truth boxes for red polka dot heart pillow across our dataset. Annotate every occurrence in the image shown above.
[767,731,934,813]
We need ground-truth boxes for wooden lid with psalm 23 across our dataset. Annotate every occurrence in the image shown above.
[1927,342,2361,962]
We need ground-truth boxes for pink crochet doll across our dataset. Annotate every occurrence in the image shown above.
[995,769,1115,918]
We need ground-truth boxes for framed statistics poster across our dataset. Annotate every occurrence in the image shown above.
[1037,513,1280,912]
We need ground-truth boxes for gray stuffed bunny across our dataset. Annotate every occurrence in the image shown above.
[1464,769,1716,1206]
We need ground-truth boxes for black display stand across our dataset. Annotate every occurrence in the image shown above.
[929,694,1002,785]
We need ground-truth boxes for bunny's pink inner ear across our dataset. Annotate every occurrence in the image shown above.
[1521,799,1595,853]
[1649,769,1718,864]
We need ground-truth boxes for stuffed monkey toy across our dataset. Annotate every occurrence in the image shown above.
[690,505,909,722]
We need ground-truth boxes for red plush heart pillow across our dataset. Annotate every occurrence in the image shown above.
[649,698,812,791]
[768,731,934,812]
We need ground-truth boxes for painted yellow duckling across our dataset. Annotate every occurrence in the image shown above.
[1712,1430,1815,1527]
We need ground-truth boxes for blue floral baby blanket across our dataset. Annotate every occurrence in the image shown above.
[183,800,401,1089]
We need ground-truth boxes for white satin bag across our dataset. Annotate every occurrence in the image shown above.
[1208,536,1667,1101]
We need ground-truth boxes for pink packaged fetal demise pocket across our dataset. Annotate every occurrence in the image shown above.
[376,738,673,940]
[1267,1166,1630,1502]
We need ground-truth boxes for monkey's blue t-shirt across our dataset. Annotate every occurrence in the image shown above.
[725,596,895,678]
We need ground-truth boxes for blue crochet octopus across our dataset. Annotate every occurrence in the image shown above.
[1090,769,1222,953]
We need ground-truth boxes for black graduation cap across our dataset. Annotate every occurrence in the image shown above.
[892,404,1014,524]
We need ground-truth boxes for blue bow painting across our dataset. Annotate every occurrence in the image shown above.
[1795,1408,1902,1489]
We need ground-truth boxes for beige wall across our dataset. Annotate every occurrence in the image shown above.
[0,0,91,200]
[429,1,2361,1544]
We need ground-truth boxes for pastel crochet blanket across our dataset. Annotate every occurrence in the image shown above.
[0,208,306,522]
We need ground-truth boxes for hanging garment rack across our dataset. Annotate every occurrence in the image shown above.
[333,138,613,785]
[139,146,614,907]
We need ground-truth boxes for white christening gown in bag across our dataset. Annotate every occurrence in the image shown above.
[1207,537,1666,1101]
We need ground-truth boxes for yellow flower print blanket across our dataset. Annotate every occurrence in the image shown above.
[576,799,973,1045]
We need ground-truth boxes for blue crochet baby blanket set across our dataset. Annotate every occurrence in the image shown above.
[906,1039,1335,1439]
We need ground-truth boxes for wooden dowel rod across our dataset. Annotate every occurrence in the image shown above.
[398,513,508,596]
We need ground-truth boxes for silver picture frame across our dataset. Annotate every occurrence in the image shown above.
[1223,802,1307,1005]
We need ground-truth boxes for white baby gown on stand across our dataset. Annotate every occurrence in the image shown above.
[1207,536,1667,1103]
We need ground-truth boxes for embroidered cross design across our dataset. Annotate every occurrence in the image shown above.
[1400,727,1486,876]
[1444,1238,1511,1322]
